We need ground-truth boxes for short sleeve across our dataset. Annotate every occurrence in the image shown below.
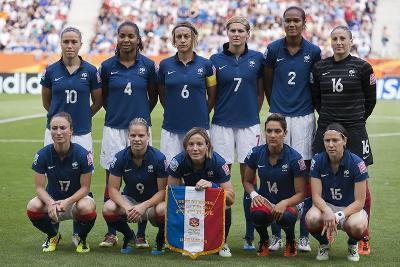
[244,147,258,170]
[40,67,52,88]
[148,60,157,83]
[157,61,166,85]
[290,156,308,177]
[156,153,168,178]
[264,44,276,68]
[167,156,183,178]
[205,60,217,87]
[215,161,231,183]
[310,155,321,179]
[79,150,94,174]
[32,152,46,174]
[99,63,108,87]
[109,154,124,177]
[89,66,102,90]
[352,158,369,183]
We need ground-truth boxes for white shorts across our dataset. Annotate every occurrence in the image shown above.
[44,128,93,154]
[326,203,368,230]
[57,196,95,221]
[122,195,153,222]
[160,129,186,163]
[99,126,153,169]
[210,124,263,164]
[283,113,315,160]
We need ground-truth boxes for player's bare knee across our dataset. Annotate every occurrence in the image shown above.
[102,199,117,213]
[155,202,166,217]
[305,210,321,231]
[76,198,95,214]
[27,197,44,211]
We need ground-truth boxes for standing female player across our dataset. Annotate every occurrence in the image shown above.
[99,21,158,248]
[311,25,376,254]
[209,16,264,251]
[27,112,96,253]
[158,21,217,163]
[40,27,102,246]
[243,113,307,257]
[306,123,369,262]
[102,118,167,254]
[165,128,235,257]
[263,6,321,252]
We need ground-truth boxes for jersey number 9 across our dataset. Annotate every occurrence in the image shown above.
[136,183,145,194]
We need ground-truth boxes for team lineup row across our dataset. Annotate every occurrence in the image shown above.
[28,5,376,261]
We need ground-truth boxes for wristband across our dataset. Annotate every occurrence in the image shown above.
[250,191,259,199]
[211,182,220,188]
[335,211,346,227]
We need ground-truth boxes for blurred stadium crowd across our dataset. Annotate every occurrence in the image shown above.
[0,0,377,58]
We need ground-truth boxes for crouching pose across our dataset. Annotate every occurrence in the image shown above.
[102,118,167,254]
[27,112,96,253]
[243,113,307,257]
[306,123,368,262]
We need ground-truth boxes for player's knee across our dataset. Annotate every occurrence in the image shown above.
[102,199,117,214]
[76,198,95,214]
[155,202,166,217]
[345,218,367,239]
[26,197,43,211]
[250,206,272,227]
[305,211,322,232]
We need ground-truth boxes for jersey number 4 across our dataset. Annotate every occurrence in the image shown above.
[124,82,133,95]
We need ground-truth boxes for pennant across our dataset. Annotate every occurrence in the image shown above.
[165,186,225,259]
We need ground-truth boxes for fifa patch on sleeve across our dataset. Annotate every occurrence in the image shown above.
[370,73,376,85]
[87,152,93,166]
[110,156,117,169]
[33,153,39,165]
[96,70,101,83]
[169,158,179,172]
[298,159,306,171]
[357,161,367,174]
[164,160,168,171]
[222,163,230,176]
[263,48,268,59]
[310,159,315,171]
[40,69,46,82]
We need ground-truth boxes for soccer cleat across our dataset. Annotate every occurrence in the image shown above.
[298,236,312,252]
[72,233,80,247]
[256,240,269,257]
[136,235,150,249]
[347,244,360,262]
[121,236,135,254]
[243,238,256,251]
[43,233,61,252]
[268,235,283,251]
[99,233,118,247]
[219,243,232,257]
[284,240,297,257]
[358,237,370,255]
[76,239,90,253]
[151,241,166,255]
[316,244,329,261]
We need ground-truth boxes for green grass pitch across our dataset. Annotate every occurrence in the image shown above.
[0,94,399,266]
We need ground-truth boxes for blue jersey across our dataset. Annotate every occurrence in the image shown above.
[109,146,168,202]
[245,144,308,204]
[168,151,231,186]
[100,54,157,128]
[310,150,369,207]
[158,53,215,134]
[210,43,263,128]
[32,143,94,200]
[40,58,101,135]
[264,38,321,116]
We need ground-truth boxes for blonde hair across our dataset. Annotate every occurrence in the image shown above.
[225,16,250,32]
[183,127,213,159]
[172,21,198,49]
[128,118,150,135]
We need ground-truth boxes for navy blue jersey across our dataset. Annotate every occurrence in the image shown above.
[245,144,308,204]
[32,143,94,200]
[168,151,231,186]
[109,146,168,202]
[100,54,157,128]
[158,53,215,134]
[264,38,321,116]
[210,43,263,128]
[40,58,101,135]
[310,150,369,207]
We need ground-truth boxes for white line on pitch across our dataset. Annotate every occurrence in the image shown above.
[0,114,45,124]
[369,132,400,137]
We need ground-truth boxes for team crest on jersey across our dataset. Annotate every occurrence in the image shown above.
[282,164,288,172]
[138,67,147,75]
[72,161,79,169]
[197,67,204,76]
[81,72,88,80]
[348,69,356,77]
[248,60,256,68]
[33,154,39,165]
[207,170,214,177]
[148,164,154,173]
[344,169,350,177]
[298,159,306,171]
[303,54,311,63]
[169,158,179,172]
